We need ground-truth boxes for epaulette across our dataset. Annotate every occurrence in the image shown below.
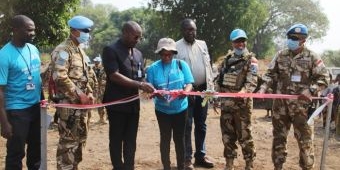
[279,49,290,56]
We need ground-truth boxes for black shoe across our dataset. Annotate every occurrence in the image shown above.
[194,157,214,168]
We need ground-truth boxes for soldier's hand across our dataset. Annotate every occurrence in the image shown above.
[298,89,312,102]
[78,92,92,104]
[87,93,95,104]
[139,82,155,93]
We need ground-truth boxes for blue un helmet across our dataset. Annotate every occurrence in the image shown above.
[68,15,94,31]
[286,23,308,38]
[68,16,94,44]
[230,29,248,41]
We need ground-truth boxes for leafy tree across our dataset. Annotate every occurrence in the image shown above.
[148,0,267,61]
[322,50,340,67]
[77,3,119,58]
[253,0,329,57]
[0,0,81,49]
[108,8,168,64]
[149,0,329,60]
[76,2,166,63]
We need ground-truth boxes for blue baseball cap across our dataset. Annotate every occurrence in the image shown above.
[230,29,248,41]
[68,15,94,30]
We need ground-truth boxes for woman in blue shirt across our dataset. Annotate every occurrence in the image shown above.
[147,38,194,170]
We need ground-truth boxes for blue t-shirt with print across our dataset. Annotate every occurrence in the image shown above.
[0,42,41,110]
[146,59,194,114]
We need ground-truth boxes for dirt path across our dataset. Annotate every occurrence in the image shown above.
[1,100,340,169]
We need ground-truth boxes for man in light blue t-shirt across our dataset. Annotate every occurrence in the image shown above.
[0,15,41,170]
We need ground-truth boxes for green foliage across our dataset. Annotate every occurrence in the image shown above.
[149,0,329,60]
[0,0,329,62]
[77,3,119,58]
[75,3,167,63]
[0,0,81,49]
[322,50,340,67]
[237,0,268,58]
[101,8,166,63]
[254,0,329,57]
[149,0,259,61]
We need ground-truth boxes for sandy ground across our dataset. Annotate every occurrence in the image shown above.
[1,99,340,170]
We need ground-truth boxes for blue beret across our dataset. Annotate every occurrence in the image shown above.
[287,24,308,36]
[68,15,94,29]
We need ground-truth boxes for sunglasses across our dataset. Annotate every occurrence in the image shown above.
[77,28,91,33]
[232,38,246,43]
[288,35,300,41]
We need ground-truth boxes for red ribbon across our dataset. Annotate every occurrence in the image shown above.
[152,90,327,100]
[40,91,331,110]
[41,94,139,110]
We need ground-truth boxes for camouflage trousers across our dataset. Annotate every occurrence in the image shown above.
[272,99,314,170]
[56,108,88,170]
[95,93,106,117]
[220,98,256,161]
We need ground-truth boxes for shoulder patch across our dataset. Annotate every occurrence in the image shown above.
[56,50,69,66]
[315,59,325,67]
[250,57,258,74]
[59,51,69,60]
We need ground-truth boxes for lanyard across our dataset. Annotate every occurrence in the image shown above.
[129,48,135,78]
[162,62,173,89]
[14,44,32,80]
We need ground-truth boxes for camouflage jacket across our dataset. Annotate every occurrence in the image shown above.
[260,47,330,95]
[88,66,98,91]
[93,64,106,94]
[216,49,258,93]
[50,39,92,103]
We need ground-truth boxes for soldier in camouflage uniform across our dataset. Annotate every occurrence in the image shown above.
[86,59,98,126]
[258,24,329,170]
[93,56,107,124]
[50,16,95,170]
[216,29,258,170]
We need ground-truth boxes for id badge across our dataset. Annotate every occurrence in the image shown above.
[137,70,142,78]
[291,72,301,82]
[26,83,36,90]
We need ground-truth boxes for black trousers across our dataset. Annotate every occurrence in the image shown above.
[5,103,41,170]
[107,110,139,170]
[155,109,187,170]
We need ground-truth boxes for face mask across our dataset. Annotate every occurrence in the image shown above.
[234,48,245,56]
[287,39,300,51]
[76,32,90,44]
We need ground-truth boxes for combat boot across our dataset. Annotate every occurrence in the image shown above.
[245,160,253,170]
[224,158,234,170]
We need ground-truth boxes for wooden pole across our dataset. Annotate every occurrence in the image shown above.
[40,106,48,170]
